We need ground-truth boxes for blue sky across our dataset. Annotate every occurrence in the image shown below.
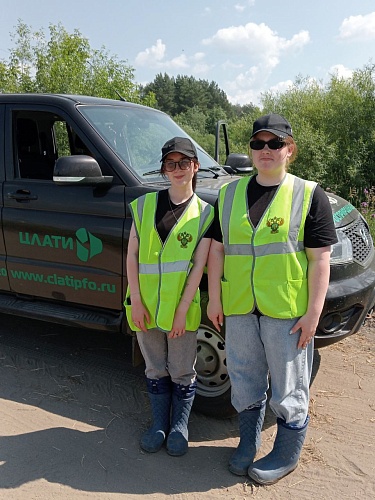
[2,0,375,106]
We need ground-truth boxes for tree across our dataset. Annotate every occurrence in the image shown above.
[174,75,207,114]
[0,20,155,106]
[142,73,239,121]
[141,73,176,115]
[260,66,375,198]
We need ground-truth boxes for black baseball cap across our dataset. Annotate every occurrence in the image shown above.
[161,137,198,161]
[250,113,293,139]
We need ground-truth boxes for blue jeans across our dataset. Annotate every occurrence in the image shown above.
[136,328,197,386]
[226,313,313,427]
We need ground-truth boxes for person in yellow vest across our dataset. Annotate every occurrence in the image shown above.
[207,114,337,484]
[125,137,213,456]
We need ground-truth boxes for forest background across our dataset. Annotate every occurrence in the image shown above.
[2,21,375,232]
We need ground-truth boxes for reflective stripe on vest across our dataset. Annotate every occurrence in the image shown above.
[219,174,316,318]
[125,191,213,332]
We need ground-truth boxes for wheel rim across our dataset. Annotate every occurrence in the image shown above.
[196,323,230,398]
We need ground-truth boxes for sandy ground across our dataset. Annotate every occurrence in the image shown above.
[0,314,374,500]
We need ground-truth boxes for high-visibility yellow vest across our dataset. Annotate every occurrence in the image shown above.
[219,174,317,318]
[125,191,213,332]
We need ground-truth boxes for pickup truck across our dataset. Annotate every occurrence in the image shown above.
[0,93,374,418]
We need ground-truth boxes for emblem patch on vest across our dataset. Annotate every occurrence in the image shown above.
[267,217,284,234]
[177,232,193,248]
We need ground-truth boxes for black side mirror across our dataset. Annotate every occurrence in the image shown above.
[53,155,113,185]
[225,153,253,174]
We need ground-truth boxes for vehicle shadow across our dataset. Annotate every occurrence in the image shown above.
[0,313,322,495]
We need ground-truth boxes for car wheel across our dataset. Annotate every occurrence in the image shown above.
[193,292,235,418]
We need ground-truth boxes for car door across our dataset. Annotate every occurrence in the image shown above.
[3,104,126,311]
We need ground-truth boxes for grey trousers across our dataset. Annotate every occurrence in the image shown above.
[136,328,197,386]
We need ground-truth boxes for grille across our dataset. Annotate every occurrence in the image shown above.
[342,217,374,265]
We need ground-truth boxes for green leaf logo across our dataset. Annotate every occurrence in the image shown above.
[75,228,103,262]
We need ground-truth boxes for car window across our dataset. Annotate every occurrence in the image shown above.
[13,111,94,180]
[78,104,219,180]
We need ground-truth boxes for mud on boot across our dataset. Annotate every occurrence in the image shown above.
[140,376,172,453]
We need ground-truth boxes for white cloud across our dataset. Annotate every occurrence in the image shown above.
[135,41,209,73]
[192,62,213,74]
[135,21,310,106]
[191,52,213,74]
[165,54,189,70]
[224,65,266,105]
[227,87,260,106]
[235,4,246,12]
[268,80,294,95]
[191,52,205,62]
[328,64,353,80]
[135,39,166,65]
[338,12,375,41]
[202,23,309,63]
[204,22,309,105]
[222,60,244,70]
[235,0,255,10]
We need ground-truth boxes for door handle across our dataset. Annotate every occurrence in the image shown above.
[7,190,38,201]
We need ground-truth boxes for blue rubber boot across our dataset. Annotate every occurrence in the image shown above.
[140,376,172,453]
[248,416,309,485]
[228,404,266,476]
[166,381,196,457]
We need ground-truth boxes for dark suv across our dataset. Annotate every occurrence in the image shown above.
[0,93,374,417]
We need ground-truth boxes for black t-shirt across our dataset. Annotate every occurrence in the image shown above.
[211,176,338,248]
[155,189,213,243]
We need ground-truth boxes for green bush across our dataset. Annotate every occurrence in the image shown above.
[347,187,375,238]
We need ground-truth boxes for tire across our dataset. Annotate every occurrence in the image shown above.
[193,292,236,418]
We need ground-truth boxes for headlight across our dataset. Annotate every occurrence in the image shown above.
[330,229,353,264]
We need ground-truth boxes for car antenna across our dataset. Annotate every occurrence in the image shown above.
[114,89,126,102]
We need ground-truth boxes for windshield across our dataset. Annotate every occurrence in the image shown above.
[78,104,221,181]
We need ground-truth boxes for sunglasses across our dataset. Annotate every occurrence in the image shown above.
[249,139,286,150]
[163,158,193,171]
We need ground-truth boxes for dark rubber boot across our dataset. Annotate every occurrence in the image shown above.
[140,376,172,453]
[248,416,309,485]
[166,381,196,457]
[228,404,266,476]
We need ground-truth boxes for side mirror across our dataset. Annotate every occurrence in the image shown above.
[222,165,236,175]
[53,155,113,185]
[225,153,253,174]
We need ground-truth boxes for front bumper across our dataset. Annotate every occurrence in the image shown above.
[315,262,375,348]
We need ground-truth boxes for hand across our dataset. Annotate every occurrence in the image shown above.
[207,299,224,332]
[169,307,187,339]
[289,315,316,349]
[131,300,150,332]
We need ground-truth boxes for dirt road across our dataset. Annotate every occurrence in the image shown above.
[0,314,374,499]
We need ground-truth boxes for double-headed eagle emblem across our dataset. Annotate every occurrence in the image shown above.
[177,232,193,248]
[266,217,284,234]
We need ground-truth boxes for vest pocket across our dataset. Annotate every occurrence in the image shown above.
[185,289,201,331]
[256,278,307,318]
[124,298,141,332]
[221,279,230,315]
[288,278,308,317]
[186,299,201,331]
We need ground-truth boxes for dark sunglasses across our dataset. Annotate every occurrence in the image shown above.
[249,139,286,150]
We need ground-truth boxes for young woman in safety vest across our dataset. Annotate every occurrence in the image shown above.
[126,137,213,456]
[207,114,337,484]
